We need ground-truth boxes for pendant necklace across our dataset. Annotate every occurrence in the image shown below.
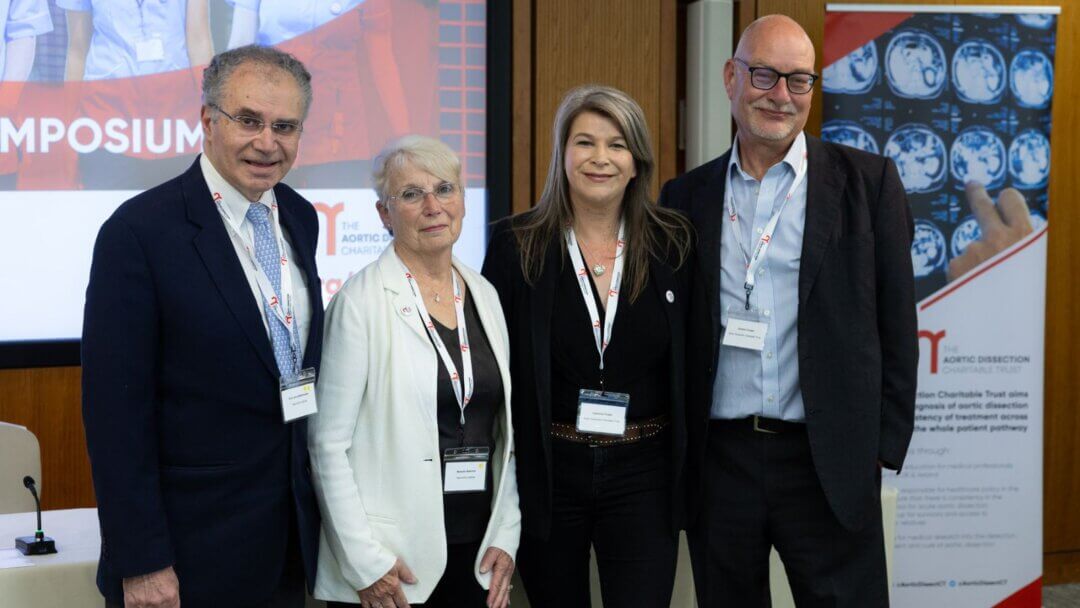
[577,235,611,277]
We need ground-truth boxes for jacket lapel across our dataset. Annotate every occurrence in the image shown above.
[648,254,680,347]
[695,152,729,353]
[183,159,280,378]
[457,260,510,384]
[531,237,560,472]
[375,245,432,345]
[799,136,845,308]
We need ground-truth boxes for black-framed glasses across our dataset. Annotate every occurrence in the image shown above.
[209,103,303,138]
[733,57,817,95]
[386,182,460,205]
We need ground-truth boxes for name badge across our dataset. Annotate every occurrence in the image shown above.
[576,389,630,436]
[280,367,318,422]
[135,37,166,63]
[722,309,769,351]
[444,447,489,493]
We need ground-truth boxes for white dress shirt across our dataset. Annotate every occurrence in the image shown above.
[199,154,312,360]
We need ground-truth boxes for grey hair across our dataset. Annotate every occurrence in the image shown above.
[202,45,313,118]
[372,135,462,202]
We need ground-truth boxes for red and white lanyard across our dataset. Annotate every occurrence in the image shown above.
[565,220,627,371]
[725,151,808,310]
[402,261,474,426]
[214,195,303,370]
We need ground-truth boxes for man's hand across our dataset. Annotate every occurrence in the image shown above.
[480,546,515,608]
[947,182,1034,282]
[122,566,180,608]
[357,558,417,608]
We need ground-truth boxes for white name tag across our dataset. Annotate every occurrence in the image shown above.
[135,37,165,63]
[280,368,318,422]
[722,316,769,351]
[576,390,630,436]
[443,447,489,493]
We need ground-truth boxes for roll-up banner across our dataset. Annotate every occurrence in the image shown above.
[823,5,1058,607]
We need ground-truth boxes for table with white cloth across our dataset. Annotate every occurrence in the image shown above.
[0,508,101,607]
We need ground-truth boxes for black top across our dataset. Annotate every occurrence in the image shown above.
[550,259,671,423]
[430,290,502,544]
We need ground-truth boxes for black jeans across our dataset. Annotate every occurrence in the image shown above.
[687,420,888,608]
[517,433,678,608]
[327,541,486,607]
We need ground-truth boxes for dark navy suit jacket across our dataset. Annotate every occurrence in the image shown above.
[660,136,918,532]
[81,158,324,606]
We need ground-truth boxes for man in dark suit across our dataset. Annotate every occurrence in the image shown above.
[660,15,917,607]
[81,45,324,608]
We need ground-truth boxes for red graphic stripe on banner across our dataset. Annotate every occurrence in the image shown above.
[823,12,914,67]
[993,577,1041,607]
[919,227,1048,312]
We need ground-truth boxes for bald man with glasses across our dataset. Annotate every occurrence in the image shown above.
[660,15,917,607]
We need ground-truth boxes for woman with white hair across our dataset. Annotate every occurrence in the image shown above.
[310,135,520,608]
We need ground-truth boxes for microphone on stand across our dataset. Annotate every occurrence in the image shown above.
[15,476,57,555]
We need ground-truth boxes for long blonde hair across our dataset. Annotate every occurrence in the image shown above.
[513,84,691,301]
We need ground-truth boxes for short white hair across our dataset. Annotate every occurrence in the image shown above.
[372,135,461,202]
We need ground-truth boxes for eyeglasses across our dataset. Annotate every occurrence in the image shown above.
[733,58,817,95]
[209,104,303,138]
[386,182,460,205]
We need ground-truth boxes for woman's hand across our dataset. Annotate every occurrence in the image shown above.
[357,558,417,608]
[480,546,515,608]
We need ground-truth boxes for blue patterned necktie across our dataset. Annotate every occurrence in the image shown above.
[246,203,299,378]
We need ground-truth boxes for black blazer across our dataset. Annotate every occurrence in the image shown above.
[659,135,918,531]
[482,214,699,539]
[81,158,324,605]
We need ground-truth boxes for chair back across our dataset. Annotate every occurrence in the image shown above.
[0,421,43,514]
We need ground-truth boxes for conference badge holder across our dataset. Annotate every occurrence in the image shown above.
[443,447,490,494]
[721,307,769,352]
[280,367,318,422]
[135,36,166,63]
[576,389,630,436]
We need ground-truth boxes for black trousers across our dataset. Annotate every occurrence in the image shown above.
[517,433,678,608]
[327,541,486,607]
[688,420,888,608]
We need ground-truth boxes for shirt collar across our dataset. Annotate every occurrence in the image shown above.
[729,130,807,181]
[199,153,275,226]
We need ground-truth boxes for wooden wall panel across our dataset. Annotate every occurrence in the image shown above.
[756,0,1080,584]
[0,367,95,510]
[531,0,670,203]
[511,0,534,214]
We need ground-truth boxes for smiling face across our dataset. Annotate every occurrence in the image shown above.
[563,110,637,213]
[725,16,816,150]
[201,63,305,201]
[377,160,464,261]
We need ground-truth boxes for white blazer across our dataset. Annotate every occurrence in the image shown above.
[309,244,521,603]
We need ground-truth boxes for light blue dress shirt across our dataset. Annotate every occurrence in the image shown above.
[712,132,808,422]
[56,0,192,80]
[228,0,366,46]
[1,0,53,77]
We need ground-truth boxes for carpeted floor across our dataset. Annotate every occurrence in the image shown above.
[1044,583,1080,607]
